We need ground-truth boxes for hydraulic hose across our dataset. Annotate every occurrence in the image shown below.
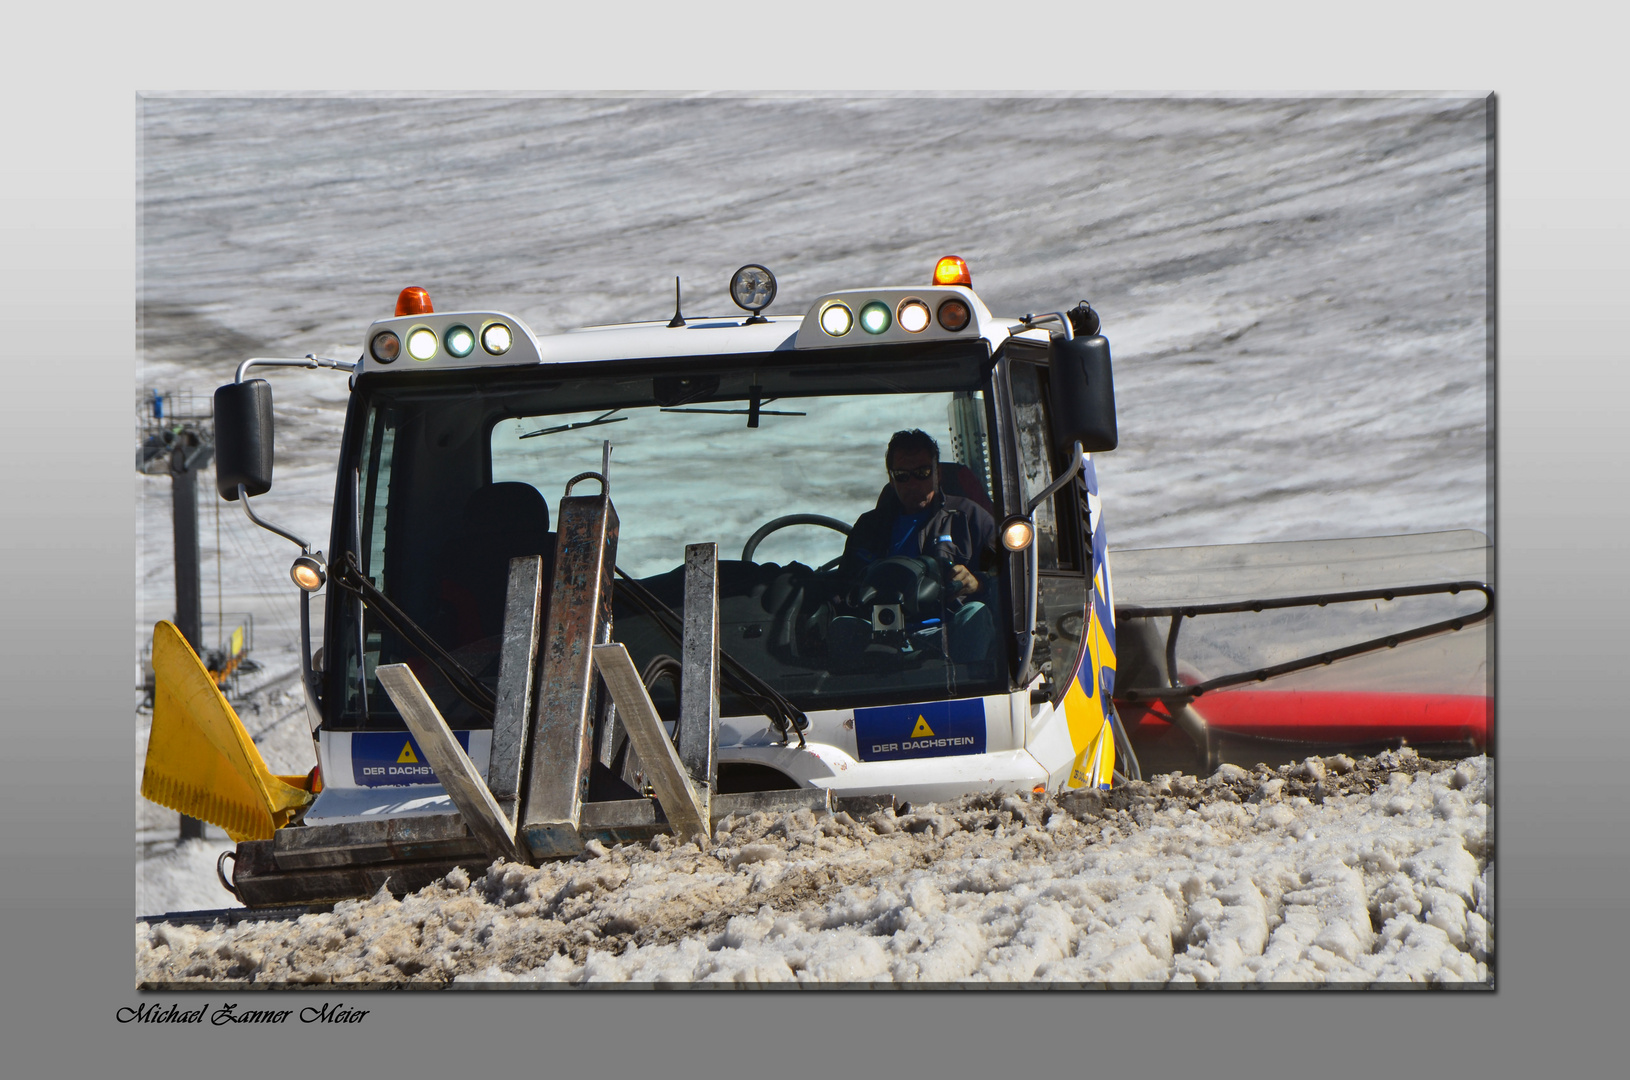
[328,552,498,723]
[614,567,808,747]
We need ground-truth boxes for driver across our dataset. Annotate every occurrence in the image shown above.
[837,429,999,659]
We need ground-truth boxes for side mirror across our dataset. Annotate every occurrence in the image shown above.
[214,380,274,500]
[1048,334,1117,454]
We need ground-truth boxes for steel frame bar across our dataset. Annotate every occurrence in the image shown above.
[375,664,519,861]
[678,542,720,805]
[520,490,618,858]
[487,555,545,828]
[593,643,710,844]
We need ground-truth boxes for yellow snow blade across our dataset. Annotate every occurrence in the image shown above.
[141,621,314,842]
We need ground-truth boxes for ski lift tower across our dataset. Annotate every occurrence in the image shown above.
[137,389,214,841]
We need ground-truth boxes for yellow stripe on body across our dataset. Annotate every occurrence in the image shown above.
[1062,599,1118,789]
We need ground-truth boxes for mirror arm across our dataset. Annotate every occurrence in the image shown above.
[228,352,359,548]
[237,483,310,554]
[235,353,357,384]
[1011,310,1075,342]
[1027,440,1085,517]
[237,476,322,730]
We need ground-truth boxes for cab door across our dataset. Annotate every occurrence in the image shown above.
[1004,343,1089,691]
[1002,341,1120,788]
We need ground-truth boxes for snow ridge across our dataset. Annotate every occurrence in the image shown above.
[137,749,1491,987]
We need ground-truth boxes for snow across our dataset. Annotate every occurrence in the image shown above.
[137,750,1491,986]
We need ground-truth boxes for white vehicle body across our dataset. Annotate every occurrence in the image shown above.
[289,274,1125,826]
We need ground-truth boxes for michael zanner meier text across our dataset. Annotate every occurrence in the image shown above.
[117,1002,369,1025]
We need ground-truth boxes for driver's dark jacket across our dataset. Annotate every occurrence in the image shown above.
[839,486,999,599]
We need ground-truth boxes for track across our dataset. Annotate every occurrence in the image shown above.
[137,903,333,928]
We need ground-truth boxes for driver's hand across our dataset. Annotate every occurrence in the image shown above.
[950,564,979,596]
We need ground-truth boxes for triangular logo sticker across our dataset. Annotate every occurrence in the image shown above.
[910,716,935,738]
[397,741,419,764]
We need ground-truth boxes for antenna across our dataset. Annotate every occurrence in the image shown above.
[668,276,686,328]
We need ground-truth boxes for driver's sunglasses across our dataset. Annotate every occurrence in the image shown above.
[889,465,935,482]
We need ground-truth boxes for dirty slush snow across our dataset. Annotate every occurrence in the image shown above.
[137,749,1491,987]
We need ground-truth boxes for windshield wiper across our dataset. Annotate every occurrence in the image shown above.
[660,406,806,416]
[659,386,803,428]
[519,408,628,439]
[329,552,497,723]
[612,566,808,747]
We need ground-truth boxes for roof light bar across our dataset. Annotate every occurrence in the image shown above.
[897,298,931,333]
[933,256,971,287]
[481,322,513,355]
[396,286,434,317]
[445,324,475,358]
[859,301,892,335]
[820,302,853,337]
[370,331,401,363]
[406,327,438,361]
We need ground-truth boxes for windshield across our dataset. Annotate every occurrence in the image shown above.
[327,345,1010,729]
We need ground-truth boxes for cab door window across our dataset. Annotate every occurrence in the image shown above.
[1008,353,1090,696]
[1008,356,1083,572]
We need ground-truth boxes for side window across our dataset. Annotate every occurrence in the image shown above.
[358,407,396,592]
[336,406,399,724]
[1009,356,1090,696]
[1008,359,1081,571]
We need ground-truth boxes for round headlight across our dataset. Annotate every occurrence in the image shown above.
[897,298,931,333]
[859,301,892,335]
[481,322,513,355]
[937,297,972,332]
[370,331,401,363]
[820,302,853,337]
[406,327,438,361]
[290,554,327,592]
[1000,516,1035,552]
[444,324,475,358]
[730,264,777,313]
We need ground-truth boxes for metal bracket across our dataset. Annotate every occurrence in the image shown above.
[487,555,546,830]
[375,664,520,862]
[519,487,619,859]
[234,354,356,385]
[237,482,309,554]
[1027,441,1085,516]
[593,644,710,845]
[1010,310,1075,341]
[678,542,720,812]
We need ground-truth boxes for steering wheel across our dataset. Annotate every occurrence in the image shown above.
[741,514,853,571]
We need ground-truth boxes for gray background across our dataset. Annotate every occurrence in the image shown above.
[2,5,1625,1073]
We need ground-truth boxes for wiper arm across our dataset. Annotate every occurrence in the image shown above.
[661,387,804,429]
[660,407,806,416]
[519,409,628,439]
[612,566,808,747]
[329,552,497,723]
